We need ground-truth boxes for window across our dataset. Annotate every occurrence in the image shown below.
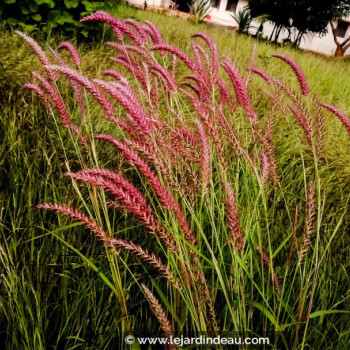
[335,21,349,38]
[226,0,238,12]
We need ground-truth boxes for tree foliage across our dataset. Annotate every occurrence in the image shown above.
[248,0,350,46]
[0,0,117,37]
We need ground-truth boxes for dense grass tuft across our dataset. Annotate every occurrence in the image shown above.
[1,5,350,349]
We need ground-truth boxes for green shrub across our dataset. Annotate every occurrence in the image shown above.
[0,0,119,37]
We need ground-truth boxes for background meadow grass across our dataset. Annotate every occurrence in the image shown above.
[1,4,350,349]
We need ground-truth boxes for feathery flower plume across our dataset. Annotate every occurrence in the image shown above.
[37,203,108,237]
[22,83,52,111]
[32,72,71,129]
[141,284,175,349]
[221,58,258,123]
[257,248,280,293]
[171,54,178,77]
[245,43,258,85]
[289,105,313,146]
[223,181,244,252]
[171,128,199,163]
[313,98,325,156]
[151,65,178,92]
[114,117,140,140]
[300,181,316,263]
[248,67,274,86]
[95,134,177,210]
[48,48,86,119]
[182,82,200,97]
[184,74,207,99]
[80,11,143,45]
[190,42,210,88]
[195,119,211,192]
[124,19,149,43]
[15,31,56,82]
[102,69,128,84]
[106,42,153,63]
[150,44,197,71]
[93,79,152,135]
[144,20,163,44]
[48,47,66,65]
[273,54,309,96]
[66,169,177,252]
[44,65,116,122]
[216,79,235,110]
[96,134,195,245]
[111,25,124,41]
[261,152,270,185]
[113,239,179,287]
[319,103,350,137]
[111,56,147,89]
[31,72,88,150]
[37,203,178,286]
[57,42,81,65]
[192,32,218,81]
[124,139,170,179]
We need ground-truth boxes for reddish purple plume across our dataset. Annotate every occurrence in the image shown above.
[319,103,350,137]
[273,54,309,96]
[57,42,81,65]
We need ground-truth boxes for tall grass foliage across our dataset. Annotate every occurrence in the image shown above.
[8,10,350,349]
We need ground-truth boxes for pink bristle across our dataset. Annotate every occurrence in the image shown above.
[273,54,309,96]
[16,31,56,83]
[57,42,81,65]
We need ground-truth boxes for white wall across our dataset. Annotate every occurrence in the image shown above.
[209,0,247,27]
[128,0,171,8]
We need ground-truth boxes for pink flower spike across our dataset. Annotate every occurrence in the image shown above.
[257,248,280,293]
[151,65,178,92]
[95,134,178,210]
[216,79,235,110]
[221,58,258,123]
[111,25,124,41]
[15,31,56,83]
[124,19,149,43]
[22,83,52,111]
[48,47,66,65]
[66,169,176,251]
[273,54,309,96]
[106,42,153,63]
[37,203,108,238]
[102,69,127,84]
[248,67,274,86]
[261,152,270,184]
[93,79,152,136]
[58,42,81,65]
[319,103,350,137]
[32,71,88,149]
[223,181,244,253]
[195,119,211,190]
[44,65,116,123]
[192,32,218,81]
[289,105,312,146]
[150,44,197,71]
[32,72,73,130]
[144,21,163,44]
[80,11,143,45]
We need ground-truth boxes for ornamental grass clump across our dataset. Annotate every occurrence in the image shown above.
[18,11,350,346]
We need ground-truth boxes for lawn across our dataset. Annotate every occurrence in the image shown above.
[1,4,350,349]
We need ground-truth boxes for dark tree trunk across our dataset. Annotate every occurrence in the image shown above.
[269,24,277,41]
[334,46,346,57]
